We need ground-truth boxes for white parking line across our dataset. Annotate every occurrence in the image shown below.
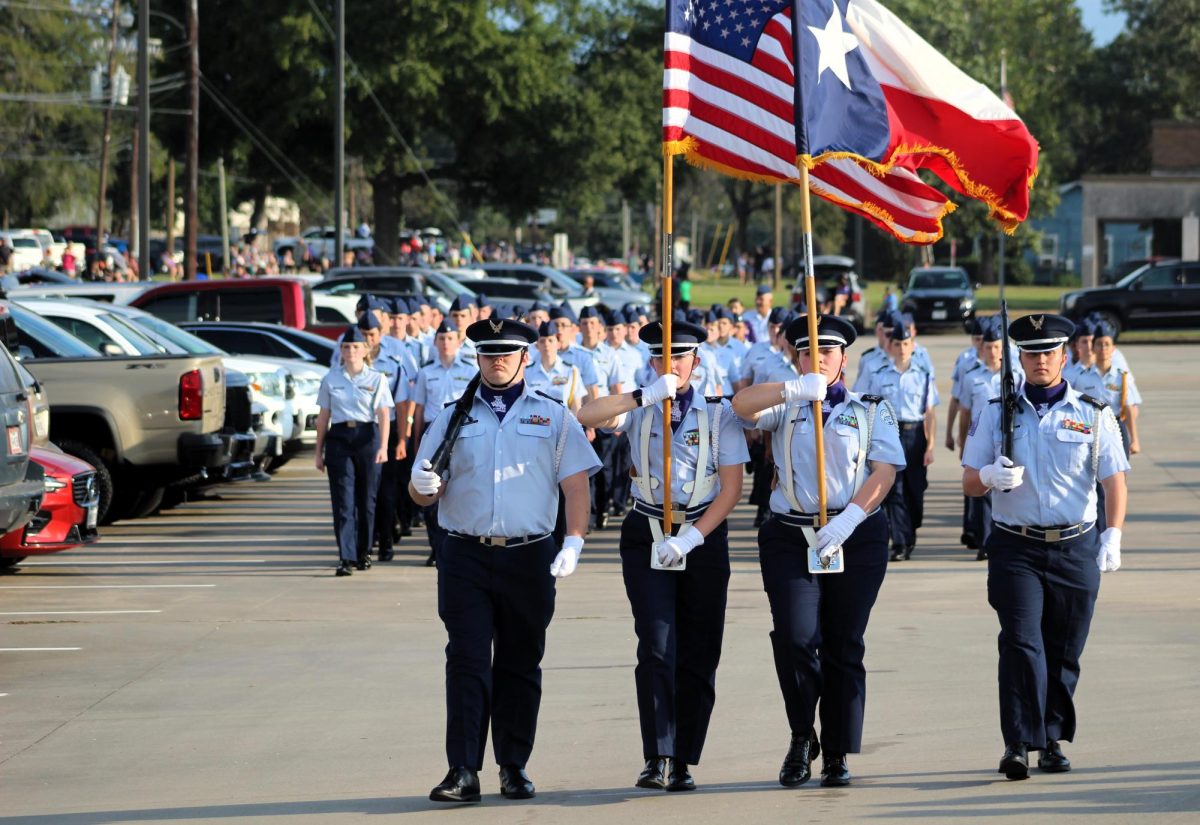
[0,584,216,590]
[0,610,163,616]
[104,538,312,544]
[0,647,82,652]
[20,560,267,566]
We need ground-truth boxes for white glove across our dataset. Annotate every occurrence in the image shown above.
[1097,527,1121,573]
[783,373,828,404]
[979,456,1024,491]
[550,535,584,578]
[411,459,442,496]
[814,504,866,558]
[640,373,679,406]
[655,525,704,567]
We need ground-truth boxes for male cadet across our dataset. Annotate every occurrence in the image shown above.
[526,301,551,331]
[947,318,986,549]
[332,295,399,367]
[576,306,624,527]
[700,310,740,395]
[524,322,584,413]
[411,320,478,565]
[475,293,493,320]
[957,318,1024,558]
[545,305,601,400]
[741,307,789,386]
[962,313,1128,781]
[448,296,479,365]
[743,284,774,343]
[1072,321,1141,457]
[358,313,409,561]
[410,318,600,804]
[855,310,896,383]
[387,297,424,539]
[711,306,748,390]
[901,313,937,376]
[857,320,938,560]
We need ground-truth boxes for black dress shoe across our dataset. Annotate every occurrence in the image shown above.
[779,729,821,787]
[976,548,989,561]
[596,512,609,530]
[1038,740,1071,773]
[611,504,626,517]
[753,511,766,528]
[666,759,695,792]
[378,549,394,562]
[498,764,535,799]
[999,744,1029,780]
[903,545,914,560]
[636,757,669,790]
[429,766,481,803]
[890,547,905,562]
[425,551,436,568]
[961,531,978,549]
[820,753,851,787]
[355,555,372,571]
[335,561,353,577]
[400,524,413,537]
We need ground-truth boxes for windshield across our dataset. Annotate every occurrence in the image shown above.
[908,270,969,290]
[8,303,102,358]
[128,314,225,355]
[102,313,170,355]
[1113,264,1152,288]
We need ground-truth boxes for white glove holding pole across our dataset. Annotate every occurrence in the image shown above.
[411,459,442,496]
[655,525,704,567]
[550,535,585,578]
[979,456,1024,491]
[640,373,679,407]
[1097,527,1121,573]
[814,504,866,559]
[783,373,828,404]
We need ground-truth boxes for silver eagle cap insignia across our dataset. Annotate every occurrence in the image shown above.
[1030,315,1044,331]
[488,320,504,333]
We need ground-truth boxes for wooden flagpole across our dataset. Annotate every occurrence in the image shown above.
[662,154,675,533]
[798,166,828,526]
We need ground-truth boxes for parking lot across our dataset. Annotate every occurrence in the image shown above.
[2,336,1199,824]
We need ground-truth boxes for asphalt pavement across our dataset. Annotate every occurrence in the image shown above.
[2,334,1198,824]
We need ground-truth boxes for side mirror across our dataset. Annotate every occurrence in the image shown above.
[16,345,34,361]
[100,342,124,357]
[0,315,18,350]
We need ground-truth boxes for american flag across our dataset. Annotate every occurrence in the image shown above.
[664,0,959,244]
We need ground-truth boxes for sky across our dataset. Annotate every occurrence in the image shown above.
[1076,0,1127,46]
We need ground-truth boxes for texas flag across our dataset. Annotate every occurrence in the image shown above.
[664,0,1039,243]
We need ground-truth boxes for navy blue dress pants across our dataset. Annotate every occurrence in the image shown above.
[620,511,730,764]
[590,430,617,519]
[985,525,1100,750]
[325,423,380,562]
[373,425,399,552]
[884,424,927,548]
[758,510,889,754]
[437,534,558,770]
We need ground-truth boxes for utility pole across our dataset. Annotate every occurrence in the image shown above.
[217,157,230,274]
[130,122,138,266]
[137,0,150,280]
[333,0,346,267]
[183,0,199,280]
[165,157,176,264]
[96,2,121,251]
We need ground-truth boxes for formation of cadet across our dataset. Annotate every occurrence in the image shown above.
[311,288,1136,801]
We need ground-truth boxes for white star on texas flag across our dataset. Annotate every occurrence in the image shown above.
[807,3,859,89]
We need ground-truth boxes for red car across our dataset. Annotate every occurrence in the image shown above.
[0,446,100,570]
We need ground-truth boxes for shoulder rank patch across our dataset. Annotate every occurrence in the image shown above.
[860,394,883,404]
[534,390,563,405]
[520,414,551,426]
[705,395,726,405]
[1060,418,1092,435]
[1079,393,1108,410]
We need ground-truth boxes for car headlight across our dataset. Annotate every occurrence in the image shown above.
[44,475,68,493]
[960,298,974,309]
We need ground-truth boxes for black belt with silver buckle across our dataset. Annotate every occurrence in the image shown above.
[631,499,709,524]
[773,509,844,528]
[446,531,550,548]
[899,421,923,430]
[332,420,374,430]
[995,522,1094,543]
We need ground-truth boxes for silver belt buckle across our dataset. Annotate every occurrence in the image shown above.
[1043,528,1062,542]
[346,421,358,429]
[484,536,507,547]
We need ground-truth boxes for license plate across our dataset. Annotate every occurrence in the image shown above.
[86,503,98,530]
[6,425,23,455]
[931,309,947,320]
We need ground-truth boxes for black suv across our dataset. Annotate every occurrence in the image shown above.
[1061,261,1200,334]
[901,266,976,331]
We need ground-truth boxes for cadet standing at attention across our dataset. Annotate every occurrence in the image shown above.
[313,323,393,576]
[410,318,600,805]
[733,315,904,788]
[577,319,748,794]
[962,314,1129,781]
[856,321,938,561]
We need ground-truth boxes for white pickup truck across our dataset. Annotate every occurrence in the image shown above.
[273,226,373,263]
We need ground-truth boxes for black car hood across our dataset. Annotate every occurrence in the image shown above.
[905,288,971,300]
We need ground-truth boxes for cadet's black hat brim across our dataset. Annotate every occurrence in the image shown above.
[640,320,707,355]
[786,314,857,349]
[467,318,537,353]
[1008,313,1073,352]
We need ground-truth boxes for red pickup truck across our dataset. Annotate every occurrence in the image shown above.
[129,277,348,340]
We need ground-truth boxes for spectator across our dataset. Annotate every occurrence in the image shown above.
[882,285,899,313]
[342,248,356,268]
[0,237,12,273]
[356,220,371,239]
[61,248,77,277]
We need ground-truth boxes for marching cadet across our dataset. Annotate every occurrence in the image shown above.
[523,321,584,413]
[410,318,600,804]
[313,323,394,576]
[357,313,409,562]
[947,318,985,550]
[857,321,938,561]
[957,318,1024,559]
[606,310,642,518]
[962,313,1129,781]
[855,310,895,383]
[732,315,905,788]
[577,319,748,793]
[411,320,477,565]
[447,296,479,365]
[577,306,624,529]
[545,305,600,399]
[388,297,424,540]
[1073,321,1140,456]
[743,284,774,343]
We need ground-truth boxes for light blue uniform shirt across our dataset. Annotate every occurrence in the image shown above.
[610,341,643,389]
[370,350,409,420]
[331,333,406,369]
[743,309,770,344]
[524,357,583,407]
[1070,363,1142,409]
[950,346,981,404]
[604,392,749,507]
[413,357,477,413]
[960,363,1024,423]
[913,343,935,377]
[578,342,623,396]
[962,383,1130,526]
[855,345,888,381]
[699,343,738,395]
[554,344,600,390]
[764,357,800,383]
[631,339,651,364]
[741,340,776,383]
[754,393,906,513]
[317,365,394,424]
[415,387,601,536]
[858,361,939,422]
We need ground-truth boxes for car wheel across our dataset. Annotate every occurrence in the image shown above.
[1094,310,1122,336]
[122,487,165,520]
[0,556,26,572]
[56,440,115,525]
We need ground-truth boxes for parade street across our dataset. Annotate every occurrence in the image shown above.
[2,333,1197,825]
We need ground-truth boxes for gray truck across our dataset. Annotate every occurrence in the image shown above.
[0,309,45,546]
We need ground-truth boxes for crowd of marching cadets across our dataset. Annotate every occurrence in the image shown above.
[311,285,1136,800]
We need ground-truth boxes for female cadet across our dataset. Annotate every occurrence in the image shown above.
[732,315,905,788]
[313,322,393,576]
[576,319,748,794]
